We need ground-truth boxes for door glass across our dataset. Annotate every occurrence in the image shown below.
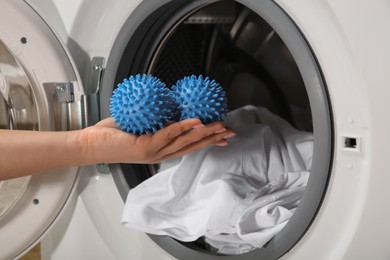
[0,40,38,220]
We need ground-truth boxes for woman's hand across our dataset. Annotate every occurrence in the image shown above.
[77,117,236,164]
[0,117,235,180]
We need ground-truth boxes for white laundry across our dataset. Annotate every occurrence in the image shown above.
[122,105,313,255]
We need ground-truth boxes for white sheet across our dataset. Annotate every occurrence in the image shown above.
[122,105,313,255]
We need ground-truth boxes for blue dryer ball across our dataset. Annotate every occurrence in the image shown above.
[109,74,176,135]
[171,75,228,124]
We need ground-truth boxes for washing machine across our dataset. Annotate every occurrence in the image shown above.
[1,0,390,259]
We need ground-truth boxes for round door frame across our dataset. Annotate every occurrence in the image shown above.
[100,0,333,259]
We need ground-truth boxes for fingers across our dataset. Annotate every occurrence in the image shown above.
[155,122,234,159]
[156,130,235,162]
[94,117,117,128]
[150,118,205,151]
[155,121,227,155]
[93,117,236,165]
[214,139,229,147]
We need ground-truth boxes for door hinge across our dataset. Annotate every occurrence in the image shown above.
[81,57,105,128]
[43,81,82,131]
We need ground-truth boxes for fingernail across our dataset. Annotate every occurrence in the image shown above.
[214,128,227,133]
[193,124,205,129]
[215,140,228,146]
[224,132,237,139]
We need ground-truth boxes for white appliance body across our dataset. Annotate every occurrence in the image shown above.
[1,0,389,259]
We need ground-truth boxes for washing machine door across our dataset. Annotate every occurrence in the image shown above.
[0,1,85,259]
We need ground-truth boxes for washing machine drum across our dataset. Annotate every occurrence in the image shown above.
[0,1,84,259]
[100,0,332,259]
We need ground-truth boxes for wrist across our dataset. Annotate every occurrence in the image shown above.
[67,129,94,166]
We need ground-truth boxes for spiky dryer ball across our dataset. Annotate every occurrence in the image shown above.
[171,75,228,124]
[109,74,176,135]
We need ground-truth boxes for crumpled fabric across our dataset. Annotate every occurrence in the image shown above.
[122,105,313,255]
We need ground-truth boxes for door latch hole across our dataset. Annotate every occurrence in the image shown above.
[342,136,361,152]
[344,137,357,148]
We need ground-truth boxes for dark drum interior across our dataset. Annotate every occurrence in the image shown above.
[120,0,312,196]
[151,2,312,132]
